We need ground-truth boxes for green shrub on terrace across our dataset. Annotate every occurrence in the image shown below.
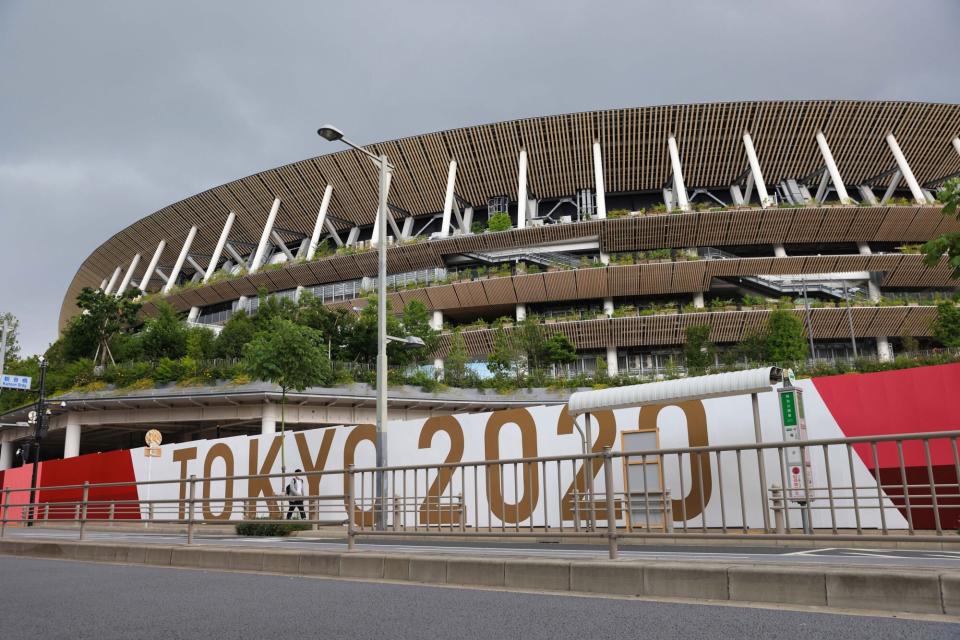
[486,212,513,232]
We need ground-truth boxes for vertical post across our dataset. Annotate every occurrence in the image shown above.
[346,465,356,550]
[801,278,817,359]
[109,502,115,522]
[602,446,618,560]
[516,148,528,229]
[771,485,785,534]
[885,133,929,204]
[843,281,858,358]
[163,226,198,294]
[186,474,196,545]
[592,139,607,219]
[751,393,771,532]
[0,488,8,537]
[375,154,390,531]
[815,131,851,204]
[79,481,89,541]
[742,131,772,208]
[585,413,596,532]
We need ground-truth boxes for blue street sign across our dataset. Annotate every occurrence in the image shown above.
[0,374,32,390]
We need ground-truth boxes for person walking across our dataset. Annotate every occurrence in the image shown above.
[285,470,306,520]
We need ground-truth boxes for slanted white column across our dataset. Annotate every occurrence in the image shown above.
[306,186,333,259]
[370,171,393,248]
[952,136,960,158]
[592,139,607,219]
[204,212,235,283]
[815,131,851,204]
[98,279,108,291]
[515,303,527,322]
[774,244,787,258]
[163,226,197,294]
[606,345,618,377]
[250,198,281,272]
[139,240,166,291]
[885,133,929,204]
[0,439,12,470]
[261,403,277,435]
[440,160,457,237]
[743,131,772,208]
[877,336,892,362]
[63,413,81,459]
[115,253,141,296]
[516,148,528,229]
[103,266,122,295]
[667,134,690,212]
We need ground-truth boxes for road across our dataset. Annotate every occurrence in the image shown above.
[0,556,955,639]
[7,527,960,569]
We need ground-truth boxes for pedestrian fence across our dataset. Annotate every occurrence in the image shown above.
[1,430,958,559]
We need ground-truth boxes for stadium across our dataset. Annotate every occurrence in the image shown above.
[3,99,960,464]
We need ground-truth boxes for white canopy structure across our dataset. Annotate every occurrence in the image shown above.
[567,367,784,416]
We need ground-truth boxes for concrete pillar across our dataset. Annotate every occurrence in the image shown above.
[306,186,333,260]
[205,212,236,282]
[592,139,607,219]
[139,240,167,292]
[516,303,527,322]
[857,243,882,301]
[98,279,108,291]
[115,253,141,297]
[261,403,277,435]
[815,131,851,204]
[885,133,929,204]
[250,198,281,272]
[516,148,528,230]
[667,134,690,212]
[0,439,12,470]
[103,266,122,295]
[774,244,787,258]
[743,131,773,208]
[606,345,618,376]
[693,292,705,308]
[603,298,614,317]
[440,161,457,237]
[63,414,81,459]
[163,226,197,294]
[877,336,892,362]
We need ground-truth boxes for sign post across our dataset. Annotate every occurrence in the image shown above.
[777,382,813,532]
[144,430,162,523]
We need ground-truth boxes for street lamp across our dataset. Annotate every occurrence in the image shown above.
[26,356,49,525]
[318,124,408,530]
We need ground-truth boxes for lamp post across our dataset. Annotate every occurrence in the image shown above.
[842,281,858,359]
[317,125,422,530]
[26,356,48,525]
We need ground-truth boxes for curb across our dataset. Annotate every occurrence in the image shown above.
[1,539,957,616]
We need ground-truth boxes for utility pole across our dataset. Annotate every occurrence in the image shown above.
[26,357,48,526]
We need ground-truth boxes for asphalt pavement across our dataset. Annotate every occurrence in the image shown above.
[8,527,960,569]
[0,556,955,640]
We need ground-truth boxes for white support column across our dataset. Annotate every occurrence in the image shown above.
[815,131,851,204]
[163,226,197,294]
[431,310,444,374]
[952,136,960,158]
[516,148,528,230]
[98,279,108,291]
[592,139,607,219]
[204,212,235,282]
[139,240,166,291]
[401,217,414,240]
[667,134,690,212]
[603,297,614,317]
[857,242,882,302]
[692,292,705,308]
[103,266,122,295]
[261,403,276,435]
[250,198,281,272]
[115,253,141,296]
[515,303,527,322]
[606,345,618,377]
[370,171,393,248]
[0,439,12,470]
[441,160,457,237]
[881,171,902,205]
[773,244,787,258]
[63,413,81,459]
[306,185,333,260]
[877,336,892,362]
[742,131,772,208]
[885,133,929,204]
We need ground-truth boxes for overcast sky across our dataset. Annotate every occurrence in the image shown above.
[1,0,958,357]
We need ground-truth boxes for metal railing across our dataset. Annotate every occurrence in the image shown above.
[1,430,958,559]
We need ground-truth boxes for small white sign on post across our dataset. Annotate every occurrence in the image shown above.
[0,374,31,391]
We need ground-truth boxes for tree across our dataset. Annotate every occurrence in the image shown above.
[400,300,439,365]
[543,333,577,373]
[214,311,257,359]
[922,178,960,276]
[932,301,960,348]
[515,319,546,371]
[141,301,188,361]
[487,328,520,383]
[61,287,141,367]
[244,318,331,473]
[185,326,216,361]
[443,328,470,386]
[252,289,297,331]
[296,292,356,360]
[344,297,405,365]
[765,309,809,364]
[0,312,21,362]
[683,325,715,374]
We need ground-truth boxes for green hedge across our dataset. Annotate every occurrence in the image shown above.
[234,521,312,537]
